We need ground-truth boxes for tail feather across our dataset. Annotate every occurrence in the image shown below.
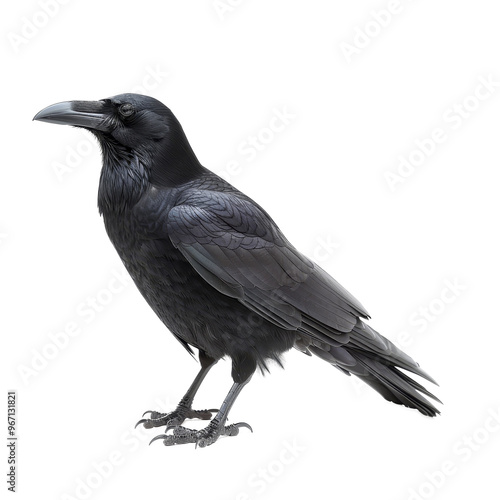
[297,319,441,416]
[348,321,438,385]
[348,350,440,417]
[388,365,442,404]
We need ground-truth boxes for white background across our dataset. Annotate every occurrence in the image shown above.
[2,1,500,499]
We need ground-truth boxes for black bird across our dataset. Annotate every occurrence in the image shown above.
[34,94,441,447]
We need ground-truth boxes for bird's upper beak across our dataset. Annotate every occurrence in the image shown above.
[33,100,111,132]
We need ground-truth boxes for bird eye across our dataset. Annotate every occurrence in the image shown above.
[119,103,135,117]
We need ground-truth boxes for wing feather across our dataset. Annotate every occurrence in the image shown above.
[166,191,369,340]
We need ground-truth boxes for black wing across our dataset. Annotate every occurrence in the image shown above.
[165,189,369,340]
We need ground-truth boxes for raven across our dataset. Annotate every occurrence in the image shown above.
[34,94,440,447]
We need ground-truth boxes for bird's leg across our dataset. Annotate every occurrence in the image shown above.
[135,351,218,429]
[150,378,252,448]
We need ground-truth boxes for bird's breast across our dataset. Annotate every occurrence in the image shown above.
[102,206,206,309]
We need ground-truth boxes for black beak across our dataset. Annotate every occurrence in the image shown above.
[33,100,111,132]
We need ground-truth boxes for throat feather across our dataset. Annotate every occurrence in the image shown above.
[98,155,149,215]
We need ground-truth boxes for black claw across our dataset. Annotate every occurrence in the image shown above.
[149,434,168,446]
[135,418,147,429]
[142,410,155,417]
[223,421,253,437]
[235,422,253,433]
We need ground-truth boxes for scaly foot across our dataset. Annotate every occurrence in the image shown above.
[149,418,252,448]
[135,405,217,429]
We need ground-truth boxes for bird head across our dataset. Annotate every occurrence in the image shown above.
[34,93,177,150]
[34,93,204,189]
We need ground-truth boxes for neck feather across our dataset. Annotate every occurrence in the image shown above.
[97,139,149,216]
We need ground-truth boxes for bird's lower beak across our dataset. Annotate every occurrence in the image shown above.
[33,100,111,132]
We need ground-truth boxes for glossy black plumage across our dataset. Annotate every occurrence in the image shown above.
[34,94,440,446]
